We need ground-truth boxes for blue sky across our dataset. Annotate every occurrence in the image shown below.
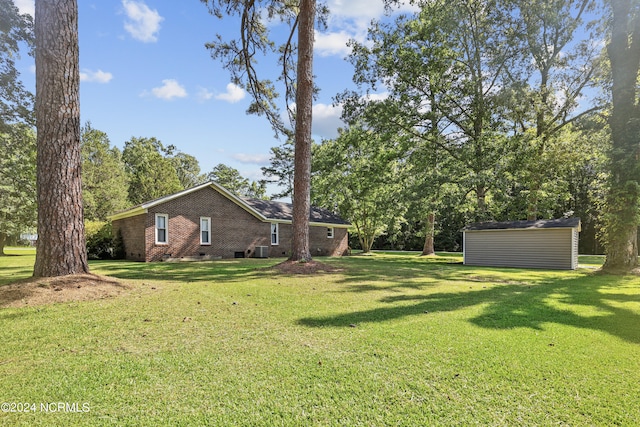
[13,0,417,197]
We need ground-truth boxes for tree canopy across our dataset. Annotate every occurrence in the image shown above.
[207,163,267,199]
[0,123,36,255]
[121,137,183,206]
[81,122,129,221]
[0,0,34,132]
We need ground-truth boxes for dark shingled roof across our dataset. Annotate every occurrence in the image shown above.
[242,198,351,226]
[463,217,580,231]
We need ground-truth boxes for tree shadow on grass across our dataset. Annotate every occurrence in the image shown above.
[90,258,279,284]
[298,269,640,344]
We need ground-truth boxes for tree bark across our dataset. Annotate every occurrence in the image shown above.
[602,0,640,272]
[421,212,436,256]
[0,232,6,256]
[289,0,315,262]
[33,0,89,277]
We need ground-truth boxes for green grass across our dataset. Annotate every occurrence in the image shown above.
[1,250,638,425]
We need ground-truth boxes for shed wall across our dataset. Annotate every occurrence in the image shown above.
[463,228,577,270]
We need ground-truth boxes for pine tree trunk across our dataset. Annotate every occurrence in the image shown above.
[421,212,436,256]
[289,0,315,262]
[33,0,89,277]
[602,0,640,272]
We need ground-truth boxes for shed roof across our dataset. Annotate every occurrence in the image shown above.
[463,217,581,231]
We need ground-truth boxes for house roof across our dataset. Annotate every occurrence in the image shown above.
[242,198,351,226]
[108,181,351,227]
[463,217,581,231]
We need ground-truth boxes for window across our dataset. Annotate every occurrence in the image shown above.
[155,214,168,244]
[327,227,334,238]
[271,223,279,245]
[200,217,211,245]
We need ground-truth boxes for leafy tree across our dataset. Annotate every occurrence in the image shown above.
[0,0,35,256]
[33,0,89,277]
[602,0,640,272]
[555,119,609,254]
[81,123,129,220]
[207,163,267,199]
[0,124,36,255]
[503,0,604,219]
[202,0,324,261]
[261,139,295,200]
[0,0,34,132]
[169,151,206,189]
[122,137,182,205]
[342,0,516,221]
[312,125,405,253]
[401,135,464,255]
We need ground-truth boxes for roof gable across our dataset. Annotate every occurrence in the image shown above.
[109,181,351,227]
[463,218,581,231]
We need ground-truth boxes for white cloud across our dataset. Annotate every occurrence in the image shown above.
[315,30,352,57]
[197,87,215,102]
[285,102,346,138]
[215,83,246,103]
[364,92,389,102]
[326,0,417,20]
[14,0,34,17]
[122,0,164,43]
[315,0,419,58]
[80,69,113,83]
[312,103,345,138]
[150,79,187,100]
[232,153,271,165]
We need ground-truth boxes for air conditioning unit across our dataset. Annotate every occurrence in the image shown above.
[254,246,269,258]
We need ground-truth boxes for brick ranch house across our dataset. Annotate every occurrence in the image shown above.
[109,181,351,262]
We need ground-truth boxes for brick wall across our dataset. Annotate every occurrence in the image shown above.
[268,223,348,257]
[143,186,270,262]
[114,186,349,262]
[112,214,146,261]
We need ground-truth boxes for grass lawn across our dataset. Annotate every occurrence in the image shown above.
[1,250,638,425]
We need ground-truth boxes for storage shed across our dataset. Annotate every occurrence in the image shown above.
[463,218,581,270]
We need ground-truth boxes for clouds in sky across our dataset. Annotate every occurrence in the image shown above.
[312,103,344,138]
[80,69,113,84]
[215,83,246,103]
[314,30,352,58]
[197,84,247,103]
[122,0,163,43]
[13,0,34,16]
[150,79,187,100]
[232,153,271,165]
[315,0,419,57]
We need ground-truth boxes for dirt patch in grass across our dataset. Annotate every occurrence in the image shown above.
[0,274,131,308]
[268,260,343,275]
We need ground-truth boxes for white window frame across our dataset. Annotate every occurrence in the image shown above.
[271,223,279,246]
[200,217,211,245]
[327,227,335,239]
[155,213,168,245]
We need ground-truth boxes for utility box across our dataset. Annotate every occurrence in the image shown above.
[254,246,269,258]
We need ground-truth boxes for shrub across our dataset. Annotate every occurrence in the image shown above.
[85,221,123,259]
